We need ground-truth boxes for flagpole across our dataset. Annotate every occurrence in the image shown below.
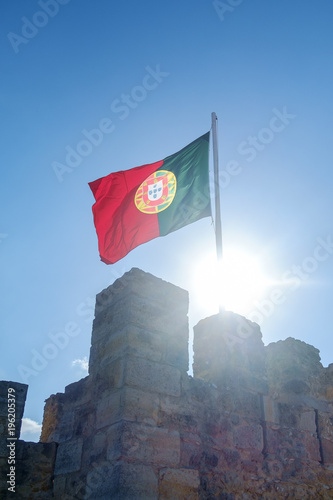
[211,112,223,313]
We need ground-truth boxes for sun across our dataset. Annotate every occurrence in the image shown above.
[192,248,271,316]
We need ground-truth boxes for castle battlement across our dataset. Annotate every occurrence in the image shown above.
[1,268,333,498]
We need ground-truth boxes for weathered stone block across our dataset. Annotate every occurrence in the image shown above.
[233,424,264,451]
[203,415,234,450]
[266,338,323,397]
[0,435,8,458]
[165,333,189,372]
[282,378,310,394]
[277,392,330,412]
[85,461,158,500]
[117,462,158,500]
[64,376,91,405]
[235,389,262,418]
[91,269,188,345]
[278,402,300,428]
[300,410,317,434]
[105,422,122,461]
[91,430,107,459]
[41,399,75,444]
[125,356,181,397]
[0,381,28,440]
[54,438,83,475]
[122,386,159,425]
[84,460,119,499]
[91,320,189,374]
[180,432,202,467]
[265,426,282,456]
[303,433,321,462]
[242,374,268,394]
[40,393,65,443]
[107,421,180,466]
[212,385,262,419]
[159,390,199,430]
[53,474,67,498]
[89,296,188,362]
[96,386,160,431]
[321,437,333,464]
[96,390,122,430]
[81,431,108,468]
[0,457,9,494]
[317,411,333,440]
[188,449,219,470]
[56,409,75,442]
[159,467,200,499]
[263,395,279,424]
[58,471,88,500]
[193,312,266,391]
[90,325,167,374]
[74,404,96,439]
[15,441,57,499]
[0,416,6,434]
[41,378,92,444]
[265,426,312,461]
[91,357,125,396]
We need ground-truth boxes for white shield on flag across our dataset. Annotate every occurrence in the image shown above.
[147,179,164,202]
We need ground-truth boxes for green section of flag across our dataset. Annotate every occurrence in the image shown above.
[157,132,211,236]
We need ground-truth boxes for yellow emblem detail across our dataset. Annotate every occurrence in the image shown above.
[135,170,177,214]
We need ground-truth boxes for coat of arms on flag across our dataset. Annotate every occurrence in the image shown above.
[135,170,177,214]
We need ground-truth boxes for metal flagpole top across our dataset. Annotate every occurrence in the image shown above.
[211,112,224,313]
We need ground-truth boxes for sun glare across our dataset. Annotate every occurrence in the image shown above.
[193,249,271,316]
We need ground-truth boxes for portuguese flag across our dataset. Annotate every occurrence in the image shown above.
[89,132,211,264]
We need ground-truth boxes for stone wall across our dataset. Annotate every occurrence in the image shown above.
[0,381,27,495]
[1,268,333,498]
[0,381,57,499]
[193,314,333,498]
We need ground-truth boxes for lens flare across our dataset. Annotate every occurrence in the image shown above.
[193,249,271,316]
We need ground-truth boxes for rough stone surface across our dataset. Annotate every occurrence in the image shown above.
[0,440,57,499]
[54,438,83,475]
[125,356,181,396]
[159,467,200,499]
[0,381,27,439]
[16,441,57,499]
[1,268,333,498]
[193,312,268,394]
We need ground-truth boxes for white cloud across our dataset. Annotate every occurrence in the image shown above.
[71,356,89,373]
[20,418,42,442]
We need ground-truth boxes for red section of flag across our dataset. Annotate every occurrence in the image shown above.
[89,160,163,264]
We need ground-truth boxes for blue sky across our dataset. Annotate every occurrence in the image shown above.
[1,0,333,441]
